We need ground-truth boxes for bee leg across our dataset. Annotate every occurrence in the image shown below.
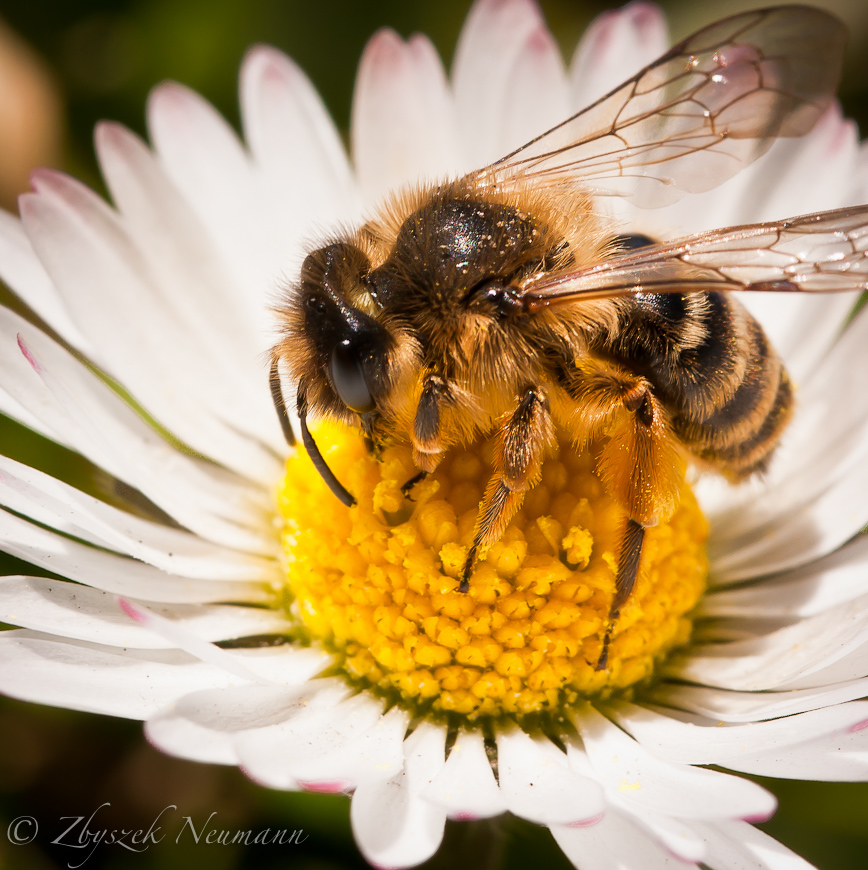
[460,387,554,593]
[401,470,428,500]
[412,374,451,474]
[596,519,645,671]
[269,357,296,446]
[360,411,383,458]
[592,382,682,670]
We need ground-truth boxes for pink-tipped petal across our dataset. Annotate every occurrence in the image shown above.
[552,806,699,870]
[352,30,458,203]
[117,597,276,685]
[452,0,551,165]
[569,3,668,110]
[0,312,277,554]
[422,731,506,819]
[351,723,447,869]
[573,706,777,821]
[497,730,605,825]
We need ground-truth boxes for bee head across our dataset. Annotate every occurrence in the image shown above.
[279,242,396,425]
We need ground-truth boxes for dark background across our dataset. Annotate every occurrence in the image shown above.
[0,0,867,867]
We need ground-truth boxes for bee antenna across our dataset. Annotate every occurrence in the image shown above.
[297,395,357,508]
[269,357,296,446]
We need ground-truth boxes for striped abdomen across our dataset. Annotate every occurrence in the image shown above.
[606,291,793,479]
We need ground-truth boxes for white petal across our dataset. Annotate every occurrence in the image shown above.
[0,509,271,604]
[0,313,82,452]
[351,723,447,870]
[650,677,868,724]
[569,3,668,110]
[234,689,386,790]
[497,26,569,160]
[147,83,272,313]
[352,31,458,203]
[611,700,868,767]
[2,314,276,555]
[451,0,555,165]
[146,713,239,765]
[118,598,276,685]
[717,718,868,781]
[669,596,868,690]
[0,576,290,648]
[0,386,47,437]
[692,820,816,870]
[240,44,358,241]
[615,805,707,864]
[497,729,604,825]
[552,807,699,870]
[422,730,506,819]
[573,706,775,821]
[0,630,254,719]
[0,209,93,354]
[659,102,860,239]
[707,455,868,583]
[95,122,279,444]
[19,171,279,481]
[0,453,277,580]
[95,122,261,350]
[741,288,856,390]
[239,46,361,329]
[703,534,868,620]
[707,307,868,573]
[734,104,861,223]
[202,645,333,687]
[146,679,332,765]
[290,706,409,790]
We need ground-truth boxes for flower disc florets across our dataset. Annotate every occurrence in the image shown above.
[277,424,707,724]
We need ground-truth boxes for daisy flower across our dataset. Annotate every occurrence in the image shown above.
[2,1,868,868]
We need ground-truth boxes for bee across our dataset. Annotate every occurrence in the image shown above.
[270,6,868,669]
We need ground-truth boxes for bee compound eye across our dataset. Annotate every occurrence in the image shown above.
[612,233,657,251]
[328,340,376,414]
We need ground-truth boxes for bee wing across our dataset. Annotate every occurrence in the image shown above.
[474,6,846,208]
[520,206,868,310]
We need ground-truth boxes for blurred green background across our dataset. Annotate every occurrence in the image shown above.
[0,0,867,867]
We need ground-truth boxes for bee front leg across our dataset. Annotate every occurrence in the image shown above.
[401,470,428,500]
[460,387,554,593]
[412,373,451,473]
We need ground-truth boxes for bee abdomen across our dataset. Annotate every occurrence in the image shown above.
[682,367,793,478]
[611,291,793,478]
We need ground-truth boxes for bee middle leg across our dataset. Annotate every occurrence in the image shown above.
[460,387,554,592]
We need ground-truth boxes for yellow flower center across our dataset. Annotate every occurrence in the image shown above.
[277,423,707,724]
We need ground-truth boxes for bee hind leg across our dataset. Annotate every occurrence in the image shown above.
[459,387,554,593]
[590,380,682,670]
[595,519,645,671]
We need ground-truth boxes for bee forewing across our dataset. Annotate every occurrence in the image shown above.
[520,205,868,307]
[477,6,846,208]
